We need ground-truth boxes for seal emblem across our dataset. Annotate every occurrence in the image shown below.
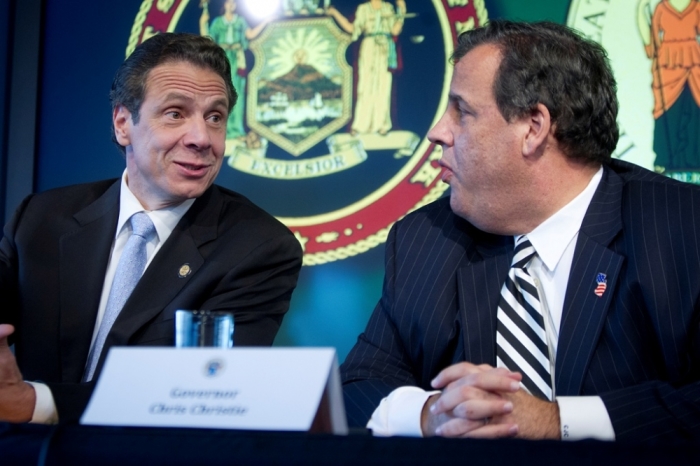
[127,0,487,264]
[204,359,225,377]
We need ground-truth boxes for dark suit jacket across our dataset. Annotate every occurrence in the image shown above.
[341,160,700,443]
[0,180,302,422]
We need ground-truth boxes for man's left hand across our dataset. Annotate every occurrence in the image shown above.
[430,361,561,440]
[0,324,36,423]
[494,390,561,440]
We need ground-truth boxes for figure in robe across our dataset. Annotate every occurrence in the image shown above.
[328,1,407,135]
[638,0,700,174]
[200,0,267,139]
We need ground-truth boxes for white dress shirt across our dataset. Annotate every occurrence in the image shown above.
[368,166,615,441]
[29,172,194,423]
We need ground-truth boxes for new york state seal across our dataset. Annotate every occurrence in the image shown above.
[126,0,487,265]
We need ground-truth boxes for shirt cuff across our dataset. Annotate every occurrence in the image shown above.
[557,396,615,441]
[366,387,439,437]
[26,381,59,424]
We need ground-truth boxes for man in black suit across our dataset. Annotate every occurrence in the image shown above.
[341,21,700,442]
[0,33,302,423]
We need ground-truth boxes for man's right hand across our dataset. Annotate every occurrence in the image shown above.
[0,324,35,423]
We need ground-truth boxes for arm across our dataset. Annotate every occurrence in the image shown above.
[195,229,302,346]
[199,7,210,37]
[0,325,35,422]
[0,197,38,423]
[327,6,354,34]
[245,19,269,40]
[340,226,422,427]
[600,379,700,442]
[637,0,652,47]
[391,0,406,36]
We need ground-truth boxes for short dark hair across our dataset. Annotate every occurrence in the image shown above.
[452,20,619,165]
[110,33,237,153]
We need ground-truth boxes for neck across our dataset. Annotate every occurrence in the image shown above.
[514,154,600,235]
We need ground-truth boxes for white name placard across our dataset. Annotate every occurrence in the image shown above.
[80,347,347,434]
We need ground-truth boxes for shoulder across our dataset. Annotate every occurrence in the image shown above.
[356,3,370,15]
[391,197,474,248]
[5,179,119,242]
[606,160,700,249]
[207,184,297,240]
[196,185,302,261]
[20,179,118,216]
[394,196,454,232]
[608,159,700,202]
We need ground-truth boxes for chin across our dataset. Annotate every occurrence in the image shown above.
[449,197,497,234]
[449,194,469,219]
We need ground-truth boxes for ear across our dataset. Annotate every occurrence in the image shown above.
[113,105,133,147]
[521,103,551,158]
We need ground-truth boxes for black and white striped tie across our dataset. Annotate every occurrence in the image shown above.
[496,236,553,401]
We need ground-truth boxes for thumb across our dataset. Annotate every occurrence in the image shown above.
[0,324,15,347]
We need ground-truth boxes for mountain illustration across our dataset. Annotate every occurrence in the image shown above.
[258,63,342,102]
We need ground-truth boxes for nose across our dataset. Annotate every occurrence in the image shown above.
[427,111,453,148]
[183,116,212,151]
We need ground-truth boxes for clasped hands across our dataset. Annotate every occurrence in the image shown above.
[421,362,561,440]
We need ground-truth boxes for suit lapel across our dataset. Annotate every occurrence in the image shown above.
[59,181,120,383]
[555,167,625,395]
[455,231,512,365]
[100,186,222,357]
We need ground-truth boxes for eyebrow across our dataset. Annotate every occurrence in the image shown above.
[161,92,193,104]
[448,92,473,111]
[210,97,229,111]
[160,93,229,111]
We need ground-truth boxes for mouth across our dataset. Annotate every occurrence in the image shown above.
[174,161,212,176]
[438,160,452,184]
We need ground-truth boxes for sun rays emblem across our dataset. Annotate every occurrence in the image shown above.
[247,18,352,156]
[267,27,336,80]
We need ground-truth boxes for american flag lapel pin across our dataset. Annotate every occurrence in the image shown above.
[594,273,607,297]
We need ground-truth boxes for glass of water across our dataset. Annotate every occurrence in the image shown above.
[175,310,234,348]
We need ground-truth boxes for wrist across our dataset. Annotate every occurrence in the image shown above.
[545,401,561,439]
[420,394,440,437]
[19,382,36,422]
[6,381,36,423]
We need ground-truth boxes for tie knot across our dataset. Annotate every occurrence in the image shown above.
[512,236,536,269]
[129,212,155,240]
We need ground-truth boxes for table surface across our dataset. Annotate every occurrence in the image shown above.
[3,423,699,466]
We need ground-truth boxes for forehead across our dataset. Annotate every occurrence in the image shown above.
[450,44,502,101]
[143,61,228,104]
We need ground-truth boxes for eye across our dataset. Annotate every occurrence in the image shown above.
[166,111,182,119]
[207,113,225,124]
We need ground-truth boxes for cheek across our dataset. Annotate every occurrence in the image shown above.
[212,132,227,156]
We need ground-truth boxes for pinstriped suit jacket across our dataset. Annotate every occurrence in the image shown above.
[341,159,700,443]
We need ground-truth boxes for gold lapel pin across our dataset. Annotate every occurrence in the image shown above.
[178,264,192,278]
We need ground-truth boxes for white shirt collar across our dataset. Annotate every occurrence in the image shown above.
[523,166,603,273]
[116,171,196,241]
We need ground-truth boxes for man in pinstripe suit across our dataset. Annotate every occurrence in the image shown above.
[341,20,700,443]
